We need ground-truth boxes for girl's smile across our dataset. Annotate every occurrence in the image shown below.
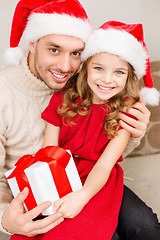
[96,84,115,92]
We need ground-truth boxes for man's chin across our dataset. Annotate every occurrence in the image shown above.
[47,81,67,90]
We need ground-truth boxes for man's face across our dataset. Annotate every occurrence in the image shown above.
[29,34,85,90]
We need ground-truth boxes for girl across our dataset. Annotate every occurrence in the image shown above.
[40,21,158,240]
[12,21,158,240]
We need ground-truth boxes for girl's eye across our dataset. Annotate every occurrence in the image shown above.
[116,70,124,74]
[95,67,103,71]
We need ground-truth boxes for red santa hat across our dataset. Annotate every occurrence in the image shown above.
[4,0,92,66]
[82,21,159,106]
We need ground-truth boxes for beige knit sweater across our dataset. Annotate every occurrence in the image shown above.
[0,53,141,234]
[0,53,54,233]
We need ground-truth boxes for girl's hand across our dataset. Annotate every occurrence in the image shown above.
[53,188,90,218]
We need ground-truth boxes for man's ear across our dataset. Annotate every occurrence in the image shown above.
[29,42,36,53]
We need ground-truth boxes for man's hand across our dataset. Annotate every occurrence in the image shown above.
[118,98,150,138]
[1,187,64,237]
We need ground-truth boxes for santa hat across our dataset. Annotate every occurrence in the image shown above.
[82,21,159,106]
[4,0,92,66]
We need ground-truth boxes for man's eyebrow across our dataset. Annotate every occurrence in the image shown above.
[73,47,84,52]
[47,42,61,48]
[46,42,84,52]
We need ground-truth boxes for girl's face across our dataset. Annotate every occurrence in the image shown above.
[87,52,129,104]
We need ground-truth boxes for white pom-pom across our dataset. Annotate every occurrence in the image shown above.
[3,47,24,66]
[140,87,160,106]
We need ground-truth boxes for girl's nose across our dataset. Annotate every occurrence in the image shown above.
[103,72,112,84]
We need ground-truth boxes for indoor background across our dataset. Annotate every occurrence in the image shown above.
[0,0,160,64]
[0,1,159,239]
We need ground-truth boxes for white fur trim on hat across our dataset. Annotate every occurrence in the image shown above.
[4,47,24,66]
[81,28,148,79]
[4,13,92,66]
[140,87,160,106]
[21,13,92,46]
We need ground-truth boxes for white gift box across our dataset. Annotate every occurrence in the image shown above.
[5,148,82,215]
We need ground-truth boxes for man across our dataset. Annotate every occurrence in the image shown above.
[0,0,159,239]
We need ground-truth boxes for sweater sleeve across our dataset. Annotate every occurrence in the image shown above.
[0,90,15,234]
[122,134,144,158]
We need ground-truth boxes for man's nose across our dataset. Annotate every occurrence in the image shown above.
[58,54,72,73]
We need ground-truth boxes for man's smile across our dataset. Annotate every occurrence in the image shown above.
[49,71,69,83]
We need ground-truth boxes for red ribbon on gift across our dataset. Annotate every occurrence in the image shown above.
[7,146,73,213]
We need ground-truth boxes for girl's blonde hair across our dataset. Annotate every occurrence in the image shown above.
[58,56,140,139]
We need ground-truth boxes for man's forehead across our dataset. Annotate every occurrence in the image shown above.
[40,34,85,51]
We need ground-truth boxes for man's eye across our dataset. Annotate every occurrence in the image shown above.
[72,52,80,56]
[50,48,58,53]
